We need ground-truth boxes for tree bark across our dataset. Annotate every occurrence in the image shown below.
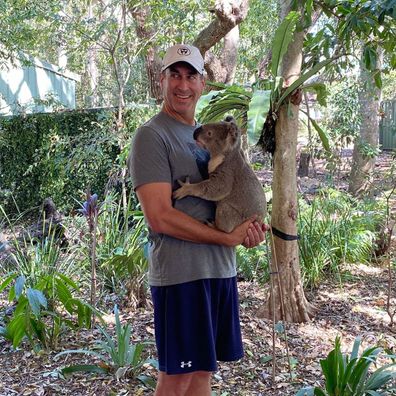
[85,0,99,107]
[130,5,162,102]
[194,0,248,84]
[348,48,382,197]
[257,1,315,322]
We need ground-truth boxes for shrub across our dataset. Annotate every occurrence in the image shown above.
[0,105,157,214]
[298,189,385,288]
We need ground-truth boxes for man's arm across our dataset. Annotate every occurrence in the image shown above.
[136,182,264,247]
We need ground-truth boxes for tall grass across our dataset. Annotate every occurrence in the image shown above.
[298,188,385,288]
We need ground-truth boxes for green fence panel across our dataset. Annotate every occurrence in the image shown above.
[379,100,396,150]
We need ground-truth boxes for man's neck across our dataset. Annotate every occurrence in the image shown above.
[161,107,195,126]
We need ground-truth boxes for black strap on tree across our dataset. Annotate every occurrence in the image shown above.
[271,225,300,241]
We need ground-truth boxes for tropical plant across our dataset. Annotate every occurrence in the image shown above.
[296,336,396,396]
[298,189,385,288]
[0,271,93,351]
[236,244,270,284]
[0,209,94,350]
[196,11,333,150]
[56,305,156,386]
[90,192,148,307]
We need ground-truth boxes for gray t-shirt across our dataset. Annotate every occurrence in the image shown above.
[128,111,236,286]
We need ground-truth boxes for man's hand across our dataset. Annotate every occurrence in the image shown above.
[242,221,269,248]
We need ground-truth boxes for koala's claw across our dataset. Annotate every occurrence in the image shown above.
[173,177,191,200]
[177,176,190,187]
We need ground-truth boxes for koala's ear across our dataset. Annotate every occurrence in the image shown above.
[224,115,235,123]
[227,120,240,139]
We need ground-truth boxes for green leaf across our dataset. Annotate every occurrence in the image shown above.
[313,388,327,396]
[310,118,330,153]
[55,278,73,313]
[195,91,219,119]
[363,46,377,71]
[247,90,271,145]
[26,288,47,316]
[0,273,18,293]
[15,275,25,298]
[137,374,157,389]
[302,83,327,106]
[271,11,300,77]
[373,70,382,89]
[57,273,79,291]
[364,363,396,390]
[7,313,26,348]
[276,57,337,111]
[351,336,362,360]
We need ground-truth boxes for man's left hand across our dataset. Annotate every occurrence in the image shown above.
[242,221,269,248]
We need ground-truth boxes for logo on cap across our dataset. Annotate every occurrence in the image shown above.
[177,47,191,56]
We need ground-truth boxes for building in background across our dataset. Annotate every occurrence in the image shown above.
[0,55,80,116]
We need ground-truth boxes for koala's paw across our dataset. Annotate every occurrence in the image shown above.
[177,176,190,187]
[173,177,191,200]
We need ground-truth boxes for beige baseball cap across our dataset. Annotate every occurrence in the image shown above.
[161,44,205,74]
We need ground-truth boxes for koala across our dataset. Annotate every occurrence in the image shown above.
[173,116,267,233]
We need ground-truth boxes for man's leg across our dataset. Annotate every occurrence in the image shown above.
[155,371,211,396]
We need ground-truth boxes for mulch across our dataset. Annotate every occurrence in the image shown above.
[1,260,395,395]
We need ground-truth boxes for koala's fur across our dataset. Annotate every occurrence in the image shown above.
[173,117,267,233]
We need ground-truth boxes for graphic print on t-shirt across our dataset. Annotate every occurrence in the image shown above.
[187,142,210,180]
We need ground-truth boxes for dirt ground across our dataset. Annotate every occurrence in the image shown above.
[1,262,395,395]
[0,151,395,395]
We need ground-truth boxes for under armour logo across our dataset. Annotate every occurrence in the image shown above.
[177,47,191,56]
[180,361,192,368]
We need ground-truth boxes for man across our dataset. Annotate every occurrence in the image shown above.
[128,44,266,396]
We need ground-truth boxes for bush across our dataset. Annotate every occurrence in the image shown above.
[298,188,386,288]
[0,105,157,215]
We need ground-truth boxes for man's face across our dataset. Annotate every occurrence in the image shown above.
[160,62,205,125]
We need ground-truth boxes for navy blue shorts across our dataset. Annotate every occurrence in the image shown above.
[150,277,243,375]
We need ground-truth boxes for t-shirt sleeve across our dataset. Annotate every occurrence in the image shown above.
[127,126,172,190]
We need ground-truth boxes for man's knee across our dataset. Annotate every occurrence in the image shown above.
[155,371,194,396]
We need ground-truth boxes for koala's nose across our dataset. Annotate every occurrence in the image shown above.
[193,127,202,140]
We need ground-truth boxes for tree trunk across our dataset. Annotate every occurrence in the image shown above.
[130,5,163,102]
[348,49,382,197]
[85,0,99,108]
[257,2,315,322]
[194,0,248,84]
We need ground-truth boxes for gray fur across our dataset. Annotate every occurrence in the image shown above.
[173,117,267,233]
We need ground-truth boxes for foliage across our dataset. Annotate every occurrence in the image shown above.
[196,11,333,149]
[0,205,95,351]
[296,336,396,396]
[56,305,156,385]
[0,106,156,215]
[77,191,149,307]
[322,79,362,148]
[0,109,118,213]
[298,189,385,288]
[236,244,270,284]
[237,0,278,82]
